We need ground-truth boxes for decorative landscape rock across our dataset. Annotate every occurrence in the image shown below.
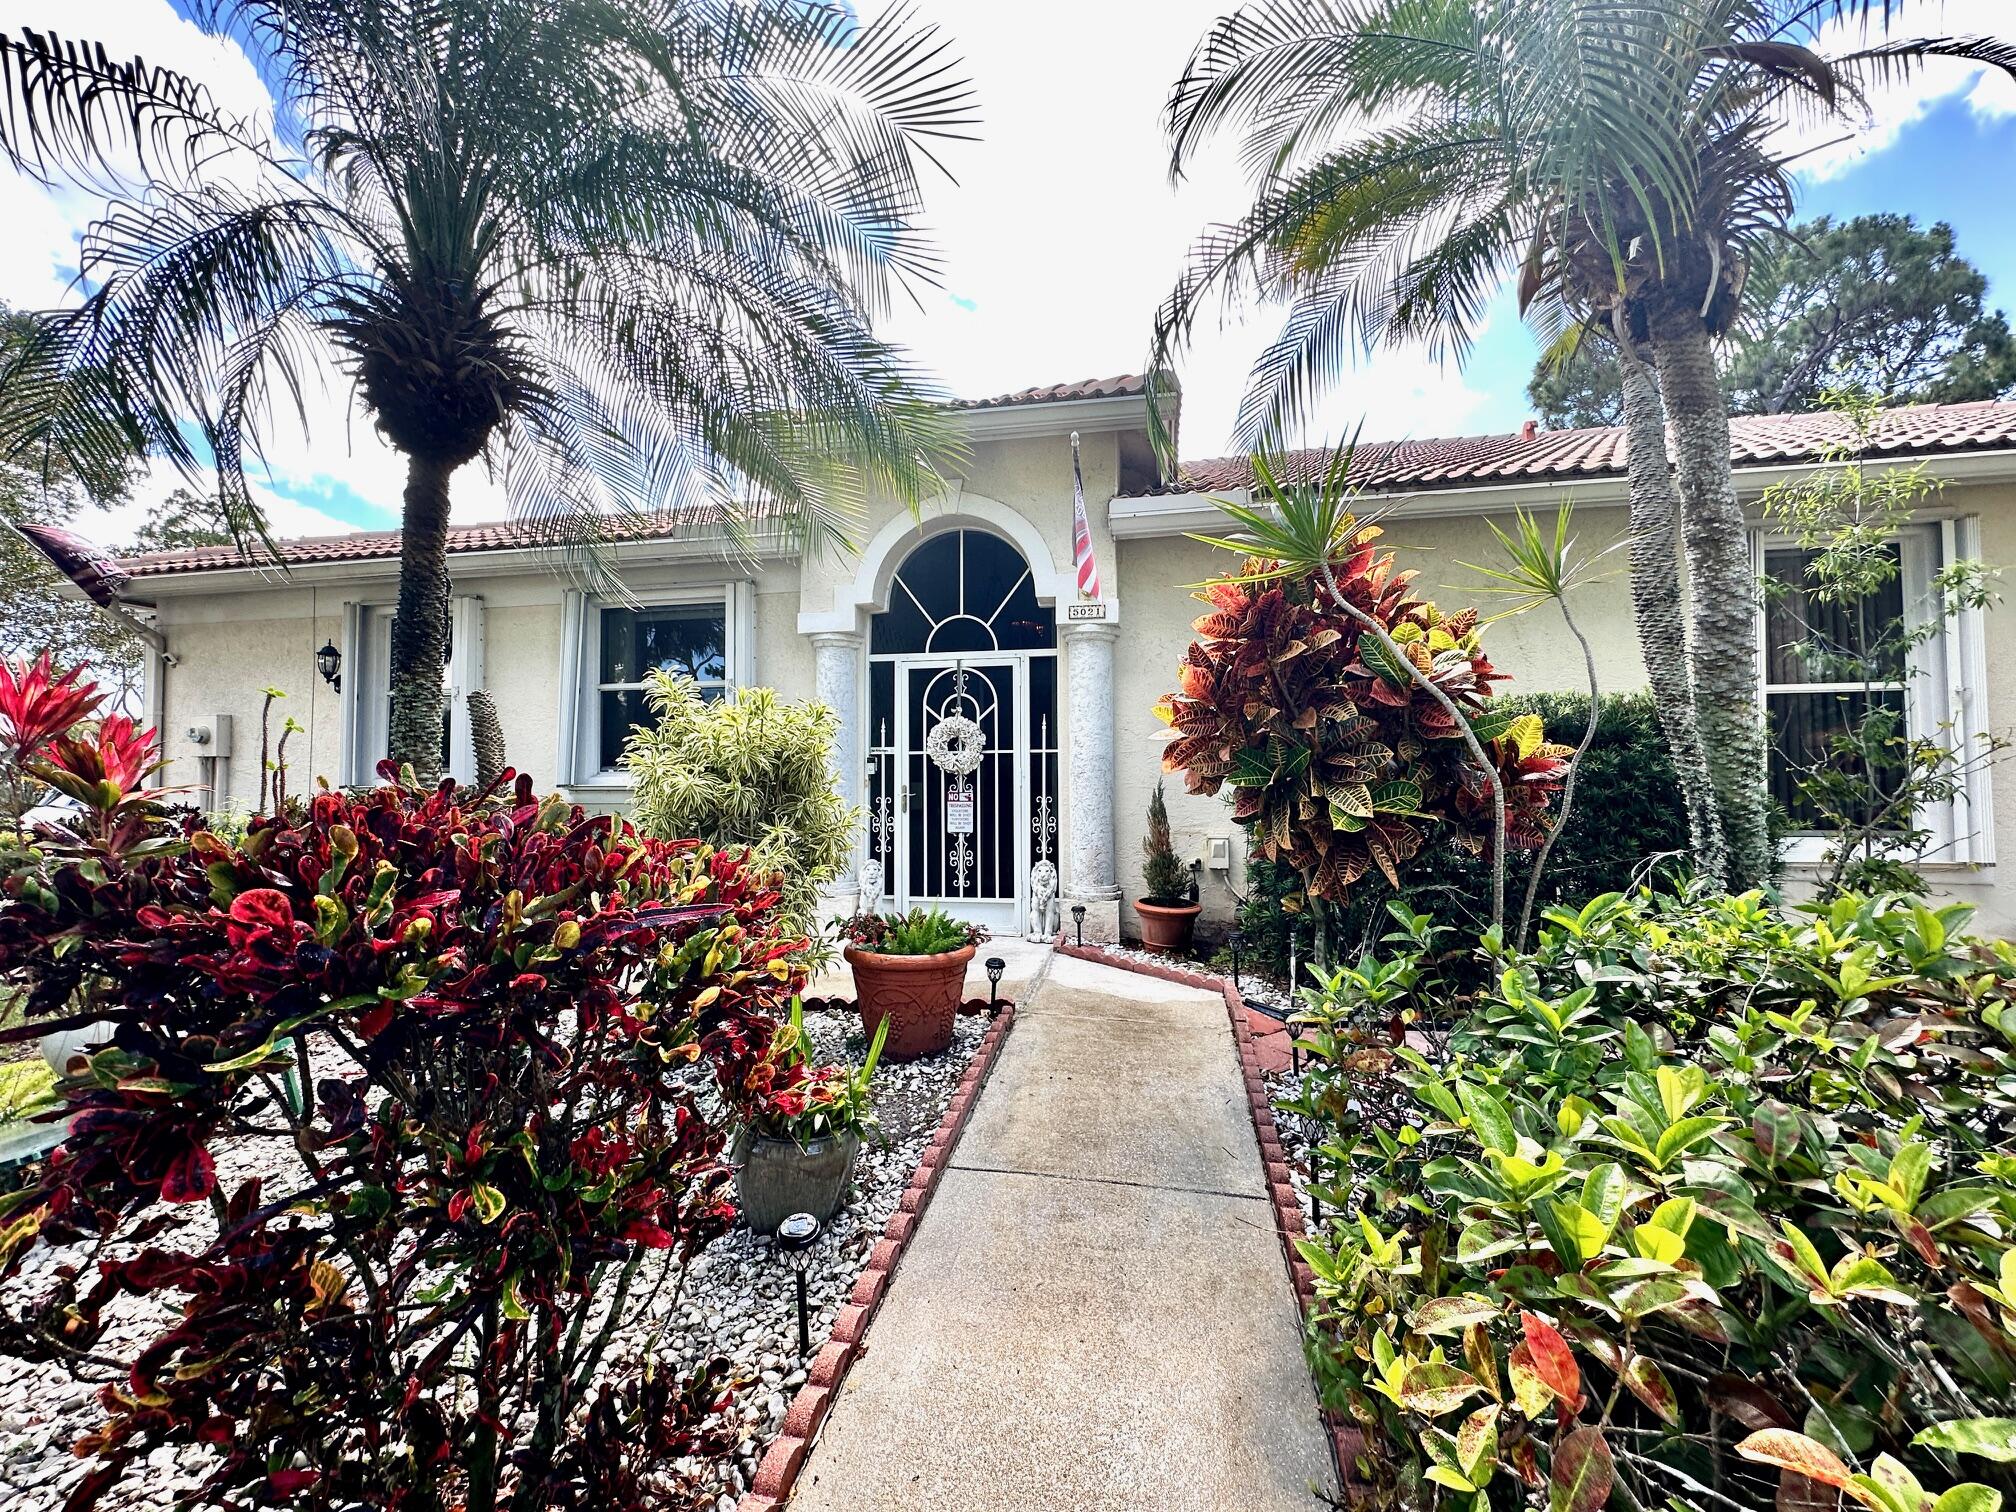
[0,1006,987,1511]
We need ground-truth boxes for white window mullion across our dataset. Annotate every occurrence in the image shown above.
[1947,516,1997,865]
[556,589,586,787]
[445,595,485,784]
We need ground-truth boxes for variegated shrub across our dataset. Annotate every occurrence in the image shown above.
[1290,887,2016,1511]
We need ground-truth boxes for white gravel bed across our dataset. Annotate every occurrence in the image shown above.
[1086,941,1299,1016]
[0,1006,989,1511]
[1264,1065,1325,1236]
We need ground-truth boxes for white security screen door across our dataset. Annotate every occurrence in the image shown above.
[896,660,1021,931]
[865,529,1061,933]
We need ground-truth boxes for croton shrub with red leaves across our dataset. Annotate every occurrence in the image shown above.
[1157,524,1569,900]
[0,661,804,1511]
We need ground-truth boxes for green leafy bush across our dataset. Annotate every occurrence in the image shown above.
[1289,887,2016,1511]
[1231,693,1689,989]
[835,907,986,957]
[626,675,859,949]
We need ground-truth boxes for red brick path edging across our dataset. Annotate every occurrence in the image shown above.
[732,1002,1019,1512]
[1050,939,1364,1494]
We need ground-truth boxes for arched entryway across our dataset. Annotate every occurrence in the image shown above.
[863,529,1061,931]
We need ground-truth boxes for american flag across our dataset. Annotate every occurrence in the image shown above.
[1070,431,1100,599]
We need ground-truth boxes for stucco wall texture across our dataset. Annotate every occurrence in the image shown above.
[143,457,2015,941]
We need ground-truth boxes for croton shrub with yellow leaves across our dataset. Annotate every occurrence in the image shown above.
[1287,886,2016,1510]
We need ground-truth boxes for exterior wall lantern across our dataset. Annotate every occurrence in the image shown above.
[316,640,342,693]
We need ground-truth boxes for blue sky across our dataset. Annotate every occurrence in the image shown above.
[1393,93,2016,438]
[3,0,2013,540]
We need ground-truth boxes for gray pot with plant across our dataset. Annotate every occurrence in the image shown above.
[1134,781,1201,953]
[734,1004,888,1233]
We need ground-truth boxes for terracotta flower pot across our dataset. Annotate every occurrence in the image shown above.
[844,943,974,1061]
[1134,898,1203,954]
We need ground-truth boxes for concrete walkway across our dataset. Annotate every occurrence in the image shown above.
[789,950,1337,1511]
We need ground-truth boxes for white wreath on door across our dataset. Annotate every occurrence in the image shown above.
[925,714,986,775]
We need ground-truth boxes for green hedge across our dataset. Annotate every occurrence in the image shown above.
[1229,691,1691,976]
[1287,886,2016,1511]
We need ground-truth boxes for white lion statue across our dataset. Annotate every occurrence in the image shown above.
[1028,860,1059,940]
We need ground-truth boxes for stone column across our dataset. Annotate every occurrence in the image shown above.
[1063,620,1121,942]
[811,630,866,907]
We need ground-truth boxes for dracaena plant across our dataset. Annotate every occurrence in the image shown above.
[1157,449,1568,939]
[1290,885,2016,1512]
[0,706,807,1511]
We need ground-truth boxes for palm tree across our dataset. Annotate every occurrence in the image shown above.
[0,0,971,775]
[1151,0,2010,889]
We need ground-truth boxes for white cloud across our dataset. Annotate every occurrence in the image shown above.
[8,0,1494,542]
[78,457,358,548]
[880,0,1492,456]
[1782,0,2016,180]
[0,0,507,539]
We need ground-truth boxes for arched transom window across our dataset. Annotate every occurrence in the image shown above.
[870,529,1056,655]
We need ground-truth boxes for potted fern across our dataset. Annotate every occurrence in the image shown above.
[1134,782,1201,953]
[731,1001,887,1233]
[835,908,987,1060]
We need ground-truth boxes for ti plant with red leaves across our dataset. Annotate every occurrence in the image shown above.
[0,727,805,1511]
[1157,452,1568,936]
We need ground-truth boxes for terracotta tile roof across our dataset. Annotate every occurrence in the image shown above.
[112,396,2016,580]
[952,373,1146,409]
[1160,399,2016,498]
[119,511,728,579]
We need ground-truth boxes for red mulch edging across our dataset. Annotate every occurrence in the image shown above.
[732,1000,1019,1512]
[1051,938,1363,1494]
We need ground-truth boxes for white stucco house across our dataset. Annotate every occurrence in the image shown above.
[56,376,2016,940]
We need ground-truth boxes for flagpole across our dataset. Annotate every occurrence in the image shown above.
[1069,431,1100,602]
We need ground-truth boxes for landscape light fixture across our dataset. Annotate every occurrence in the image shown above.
[1227,930,1245,991]
[1071,903,1086,947]
[985,956,1006,1015]
[315,640,342,693]
[775,1211,822,1359]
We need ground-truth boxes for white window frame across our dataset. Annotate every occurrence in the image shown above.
[339,597,485,788]
[1754,520,1995,867]
[556,581,752,788]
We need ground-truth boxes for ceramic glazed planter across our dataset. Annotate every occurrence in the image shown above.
[1134,898,1203,954]
[843,943,973,1061]
[735,1128,861,1235]
[40,1022,112,1081]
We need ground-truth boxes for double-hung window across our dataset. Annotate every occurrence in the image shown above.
[559,583,750,786]
[1757,522,1993,864]
[593,600,729,770]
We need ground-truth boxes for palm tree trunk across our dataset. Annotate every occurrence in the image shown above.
[389,452,455,781]
[1651,308,1772,888]
[1616,334,1727,887]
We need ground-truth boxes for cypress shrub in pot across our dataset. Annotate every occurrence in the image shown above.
[835,908,987,1060]
[727,1000,887,1234]
[1134,782,1201,953]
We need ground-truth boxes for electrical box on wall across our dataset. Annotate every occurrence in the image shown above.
[1202,834,1232,871]
[186,714,234,757]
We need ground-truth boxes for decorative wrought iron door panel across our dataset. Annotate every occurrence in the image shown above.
[903,662,1016,904]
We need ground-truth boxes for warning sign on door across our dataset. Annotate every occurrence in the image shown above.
[946,789,976,834]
